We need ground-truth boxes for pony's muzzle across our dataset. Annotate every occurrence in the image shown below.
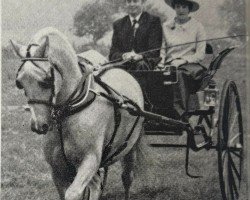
[31,119,51,135]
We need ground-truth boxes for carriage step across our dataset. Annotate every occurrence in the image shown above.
[145,131,182,136]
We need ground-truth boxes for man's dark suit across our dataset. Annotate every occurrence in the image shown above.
[109,12,162,70]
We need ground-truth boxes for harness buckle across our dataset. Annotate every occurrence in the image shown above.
[89,89,100,96]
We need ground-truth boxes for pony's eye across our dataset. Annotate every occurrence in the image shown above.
[38,81,51,89]
[16,80,24,89]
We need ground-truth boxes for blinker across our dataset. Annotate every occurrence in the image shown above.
[16,80,23,89]
[38,77,53,89]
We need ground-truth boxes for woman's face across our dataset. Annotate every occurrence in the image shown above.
[174,3,190,19]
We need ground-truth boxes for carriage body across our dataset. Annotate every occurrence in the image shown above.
[126,45,244,200]
[77,44,244,200]
[128,68,219,113]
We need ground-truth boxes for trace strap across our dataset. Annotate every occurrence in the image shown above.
[94,76,141,166]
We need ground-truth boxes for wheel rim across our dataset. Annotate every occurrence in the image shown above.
[218,80,244,200]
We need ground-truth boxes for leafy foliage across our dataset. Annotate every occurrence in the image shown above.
[73,0,124,43]
[219,0,246,40]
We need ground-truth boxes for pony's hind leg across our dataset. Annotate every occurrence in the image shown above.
[121,149,136,200]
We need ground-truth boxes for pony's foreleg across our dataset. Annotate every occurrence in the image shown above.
[121,149,136,200]
[83,169,104,200]
[64,153,101,200]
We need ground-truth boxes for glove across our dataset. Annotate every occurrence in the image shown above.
[122,51,143,61]
[131,52,143,61]
[122,52,134,61]
[155,63,165,71]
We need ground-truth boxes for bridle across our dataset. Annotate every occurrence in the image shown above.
[16,44,56,108]
[15,43,98,177]
[16,43,95,175]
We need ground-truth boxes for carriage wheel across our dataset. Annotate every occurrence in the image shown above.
[217,80,244,200]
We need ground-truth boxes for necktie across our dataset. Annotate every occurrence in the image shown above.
[131,19,138,50]
[132,19,138,36]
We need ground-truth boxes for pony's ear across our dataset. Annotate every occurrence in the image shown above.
[9,40,26,58]
[34,36,49,58]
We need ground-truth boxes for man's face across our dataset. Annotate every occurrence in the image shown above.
[125,0,144,17]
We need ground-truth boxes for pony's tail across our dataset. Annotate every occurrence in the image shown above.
[134,128,166,189]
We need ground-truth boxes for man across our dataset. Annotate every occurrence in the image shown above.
[109,0,163,70]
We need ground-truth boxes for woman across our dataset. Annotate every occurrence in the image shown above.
[159,0,207,119]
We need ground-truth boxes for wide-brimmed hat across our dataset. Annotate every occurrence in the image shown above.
[164,0,200,12]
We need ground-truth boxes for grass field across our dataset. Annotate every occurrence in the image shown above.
[1,47,248,200]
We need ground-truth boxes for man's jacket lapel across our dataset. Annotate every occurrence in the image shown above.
[135,12,148,40]
[122,15,134,50]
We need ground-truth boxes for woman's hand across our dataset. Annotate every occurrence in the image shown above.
[155,63,165,71]
[171,59,187,67]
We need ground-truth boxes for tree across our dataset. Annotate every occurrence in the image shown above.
[219,0,246,41]
[72,0,174,46]
[73,0,124,43]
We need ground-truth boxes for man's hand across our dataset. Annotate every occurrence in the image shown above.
[171,59,187,67]
[122,52,134,61]
[122,51,143,61]
[132,52,143,61]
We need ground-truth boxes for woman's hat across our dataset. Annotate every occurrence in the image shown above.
[164,0,200,12]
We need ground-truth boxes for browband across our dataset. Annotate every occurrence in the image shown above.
[21,58,49,62]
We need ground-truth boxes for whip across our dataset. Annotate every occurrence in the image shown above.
[101,34,248,66]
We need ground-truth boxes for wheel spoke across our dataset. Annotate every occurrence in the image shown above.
[229,163,239,198]
[228,132,240,146]
[229,113,239,135]
[230,150,242,159]
[229,154,241,181]
[222,151,227,164]
[223,152,230,197]
[228,93,236,121]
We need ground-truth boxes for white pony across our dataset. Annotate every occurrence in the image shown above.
[11,27,145,200]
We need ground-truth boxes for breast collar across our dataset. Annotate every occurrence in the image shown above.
[52,73,97,120]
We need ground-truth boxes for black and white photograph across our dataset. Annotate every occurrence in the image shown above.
[1,0,249,199]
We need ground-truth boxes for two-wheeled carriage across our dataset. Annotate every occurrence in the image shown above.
[11,27,246,200]
[116,44,244,200]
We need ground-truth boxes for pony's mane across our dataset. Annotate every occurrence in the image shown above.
[31,27,75,54]
[30,27,79,74]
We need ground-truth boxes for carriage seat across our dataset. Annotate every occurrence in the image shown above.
[198,45,236,90]
[189,45,236,111]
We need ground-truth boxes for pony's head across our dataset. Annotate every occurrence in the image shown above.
[11,37,57,134]
[11,28,84,135]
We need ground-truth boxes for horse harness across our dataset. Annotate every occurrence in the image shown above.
[16,45,141,173]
